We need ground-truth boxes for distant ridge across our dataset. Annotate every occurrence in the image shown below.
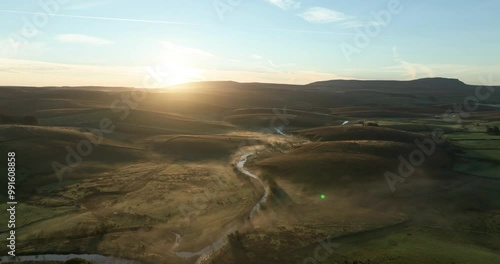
[4,77,491,90]
[409,77,466,88]
[308,77,467,89]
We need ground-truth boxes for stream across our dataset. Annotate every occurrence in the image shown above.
[1,152,268,264]
[175,151,270,263]
[0,254,140,263]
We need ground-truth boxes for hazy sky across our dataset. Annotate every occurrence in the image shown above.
[1,0,499,87]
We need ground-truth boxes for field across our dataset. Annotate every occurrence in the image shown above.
[0,78,499,263]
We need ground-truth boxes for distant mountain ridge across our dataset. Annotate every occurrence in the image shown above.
[2,78,496,91]
[308,77,468,89]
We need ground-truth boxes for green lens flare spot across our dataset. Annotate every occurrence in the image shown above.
[320,194,326,199]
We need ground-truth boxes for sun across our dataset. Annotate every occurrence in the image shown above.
[154,61,204,87]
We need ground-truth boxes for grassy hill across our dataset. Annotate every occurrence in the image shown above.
[296,126,428,143]
[256,140,452,186]
[1,78,499,264]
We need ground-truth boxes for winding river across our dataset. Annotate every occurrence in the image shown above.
[0,254,140,263]
[1,152,268,264]
[237,152,270,219]
[175,151,270,263]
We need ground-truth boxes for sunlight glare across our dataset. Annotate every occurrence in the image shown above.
[153,61,204,87]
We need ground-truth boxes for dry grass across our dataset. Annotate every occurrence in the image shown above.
[256,140,452,186]
[1,81,499,263]
[296,125,428,143]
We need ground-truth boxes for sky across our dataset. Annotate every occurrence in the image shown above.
[0,0,499,87]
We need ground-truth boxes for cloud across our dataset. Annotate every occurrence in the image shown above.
[157,41,215,68]
[266,28,356,35]
[0,39,46,58]
[0,10,204,26]
[251,54,263,60]
[0,59,144,87]
[0,58,348,87]
[160,41,214,58]
[298,7,350,24]
[265,0,301,10]
[2,58,499,87]
[297,7,376,28]
[392,47,435,79]
[55,34,113,45]
[65,1,109,10]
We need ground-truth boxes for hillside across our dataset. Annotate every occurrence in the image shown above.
[1,78,499,264]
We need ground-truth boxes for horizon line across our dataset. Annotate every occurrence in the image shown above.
[1,77,498,89]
